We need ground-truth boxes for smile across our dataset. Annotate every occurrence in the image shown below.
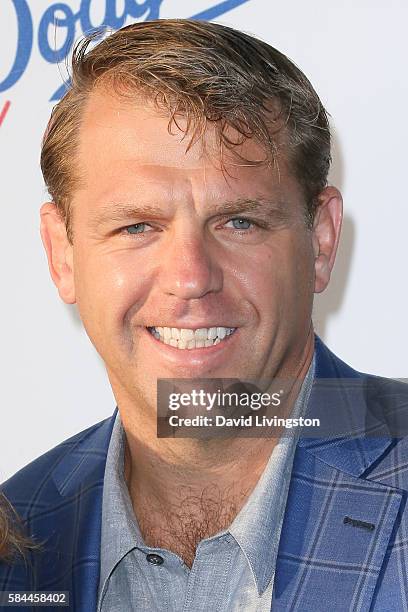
[147,326,236,350]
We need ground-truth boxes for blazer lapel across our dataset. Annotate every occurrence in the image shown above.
[37,411,117,612]
[272,445,403,611]
[271,337,404,611]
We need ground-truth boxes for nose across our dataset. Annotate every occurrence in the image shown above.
[158,229,223,299]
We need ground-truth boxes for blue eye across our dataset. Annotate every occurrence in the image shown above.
[126,223,147,234]
[228,218,252,230]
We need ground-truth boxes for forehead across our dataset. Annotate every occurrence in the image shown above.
[75,89,301,205]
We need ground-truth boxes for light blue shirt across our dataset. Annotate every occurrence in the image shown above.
[98,359,314,611]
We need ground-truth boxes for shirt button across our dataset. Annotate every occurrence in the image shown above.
[146,553,164,566]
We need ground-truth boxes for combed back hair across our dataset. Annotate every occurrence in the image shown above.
[41,19,331,242]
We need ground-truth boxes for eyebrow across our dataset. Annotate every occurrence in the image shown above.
[90,197,292,227]
[210,197,289,216]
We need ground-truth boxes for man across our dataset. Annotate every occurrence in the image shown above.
[1,19,407,612]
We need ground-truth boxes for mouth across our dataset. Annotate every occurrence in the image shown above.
[146,326,237,350]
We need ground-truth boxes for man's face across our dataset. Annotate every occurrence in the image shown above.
[42,90,339,411]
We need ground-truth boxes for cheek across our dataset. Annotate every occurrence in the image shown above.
[242,233,313,296]
[73,250,153,334]
[257,236,315,321]
[292,241,316,313]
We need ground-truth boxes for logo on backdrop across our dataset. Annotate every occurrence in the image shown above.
[0,101,11,127]
[0,0,251,108]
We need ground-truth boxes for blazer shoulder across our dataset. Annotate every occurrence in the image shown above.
[1,415,115,516]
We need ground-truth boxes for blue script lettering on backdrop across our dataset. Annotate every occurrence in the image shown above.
[1,0,251,100]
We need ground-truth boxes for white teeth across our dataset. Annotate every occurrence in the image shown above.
[195,328,208,340]
[171,328,180,340]
[208,327,217,340]
[217,327,226,340]
[180,328,195,341]
[148,326,236,349]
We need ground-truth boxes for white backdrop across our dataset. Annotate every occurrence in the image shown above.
[1,0,407,481]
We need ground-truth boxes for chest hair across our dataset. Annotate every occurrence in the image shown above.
[135,484,249,568]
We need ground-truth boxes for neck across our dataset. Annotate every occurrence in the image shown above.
[115,330,315,565]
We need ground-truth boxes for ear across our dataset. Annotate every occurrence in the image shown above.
[312,186,343,294]
[40,202,76,304]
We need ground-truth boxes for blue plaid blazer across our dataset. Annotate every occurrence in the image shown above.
[1,336,408,611]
